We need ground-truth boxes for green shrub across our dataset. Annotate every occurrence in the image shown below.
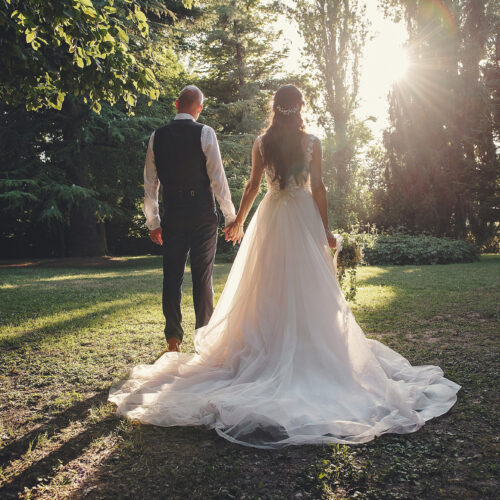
[361,233,480,265]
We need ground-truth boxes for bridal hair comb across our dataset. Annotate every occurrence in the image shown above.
[276,104,300,115]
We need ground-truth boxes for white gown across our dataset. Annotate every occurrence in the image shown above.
[109,134,460,448]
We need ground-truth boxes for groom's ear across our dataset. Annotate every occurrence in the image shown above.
[175,100,179,110]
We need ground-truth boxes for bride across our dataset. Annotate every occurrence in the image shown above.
[109,84,460,448]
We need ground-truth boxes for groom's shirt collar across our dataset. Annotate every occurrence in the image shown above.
[174,113,195,121]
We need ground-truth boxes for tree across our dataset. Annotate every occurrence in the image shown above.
[293,0,371,230]
[192,0,288,252]
[0,0,194,257]
[0,103,100,258]
[460,0,499,247]
[379,0,499,248]
[0,0,165,112]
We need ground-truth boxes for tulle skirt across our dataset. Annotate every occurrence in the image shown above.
[108,187,460,448]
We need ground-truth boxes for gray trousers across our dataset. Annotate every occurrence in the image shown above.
[161,190,219,342]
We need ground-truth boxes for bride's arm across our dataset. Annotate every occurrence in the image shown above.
[224,138,264,244]
[310,137,336,248]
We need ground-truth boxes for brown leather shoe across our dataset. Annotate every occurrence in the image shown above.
[167,338,181,352]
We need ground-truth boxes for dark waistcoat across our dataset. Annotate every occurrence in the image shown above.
[153,120,211,199]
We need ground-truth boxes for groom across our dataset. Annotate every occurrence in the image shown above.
[142,85,236,352]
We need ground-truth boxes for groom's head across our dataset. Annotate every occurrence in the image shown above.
[175,85,204,120]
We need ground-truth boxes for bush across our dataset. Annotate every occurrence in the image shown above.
[361,233,480,265]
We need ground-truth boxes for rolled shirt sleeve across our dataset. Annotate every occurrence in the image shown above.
[142,132,162,231]
[201,125,237,225]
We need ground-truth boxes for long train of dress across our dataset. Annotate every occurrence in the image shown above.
[108,167,460,448]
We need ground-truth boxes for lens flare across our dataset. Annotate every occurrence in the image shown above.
[421,0,457,35]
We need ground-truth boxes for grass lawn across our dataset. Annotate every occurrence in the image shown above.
[0,254,498,499]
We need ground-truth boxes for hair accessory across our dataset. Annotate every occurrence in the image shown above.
[276,104,300,116]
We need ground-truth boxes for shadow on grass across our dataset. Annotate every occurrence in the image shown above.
[0,257,497,499]
[3,260,230,287]
[0,390,334,499]
[0,256,163,270]
[2,270,162,289]
[0,391,116,499]
[0,297,151,350]
[70,420,332,500]
[0,262,232,347]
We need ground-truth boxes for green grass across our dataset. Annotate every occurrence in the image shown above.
[0,254,498,499]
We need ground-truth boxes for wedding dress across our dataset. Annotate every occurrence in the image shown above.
[108,134,460,448]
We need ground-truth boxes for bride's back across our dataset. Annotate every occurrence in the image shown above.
[258,84,314,194]
[259,133,315,195]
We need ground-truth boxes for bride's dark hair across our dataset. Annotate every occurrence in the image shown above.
[261,84,307,190]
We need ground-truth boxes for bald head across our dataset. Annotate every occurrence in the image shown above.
[176,85,204,117]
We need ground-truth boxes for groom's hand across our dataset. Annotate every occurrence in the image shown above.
[149,227,163,246]
[222,223,235,242]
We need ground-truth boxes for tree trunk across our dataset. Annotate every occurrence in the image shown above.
[234,21,245,87]
[58,222,66,257]
[97,222,109,256]
[68,206,106,257]
[62,98,105,257]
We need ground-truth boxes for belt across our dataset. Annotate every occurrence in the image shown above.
[164,186,212,197]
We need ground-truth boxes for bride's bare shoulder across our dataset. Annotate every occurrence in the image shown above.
[252,135,265,163]
[253,135,264,147]
[253,134,264,148]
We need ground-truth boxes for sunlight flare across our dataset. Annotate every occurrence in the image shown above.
[375,42,411,86]
[388,45,410,82]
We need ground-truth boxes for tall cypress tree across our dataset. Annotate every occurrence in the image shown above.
[379,0,499,247]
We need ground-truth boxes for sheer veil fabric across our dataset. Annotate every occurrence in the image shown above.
[108,134,460,448]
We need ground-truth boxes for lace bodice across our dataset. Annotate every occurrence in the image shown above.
[258,134,315,197]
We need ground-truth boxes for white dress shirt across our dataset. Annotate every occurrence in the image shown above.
[142,113,237,230]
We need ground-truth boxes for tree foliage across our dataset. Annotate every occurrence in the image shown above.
[0,0,192,257]
[193,0,290,253]
[293,0,371,231]
[379,0,499,249]
[0,0,173,112]
[0,0,497,258]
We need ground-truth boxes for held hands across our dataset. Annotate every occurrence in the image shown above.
[223,220,244,246]
[149,227,163,246]
[325,228,336,249]
[150,223,331,248]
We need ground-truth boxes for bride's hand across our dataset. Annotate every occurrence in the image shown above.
[230,222,244,245]
[222,222,236,242]
[223,221,244,245]
[325,229,336,249]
